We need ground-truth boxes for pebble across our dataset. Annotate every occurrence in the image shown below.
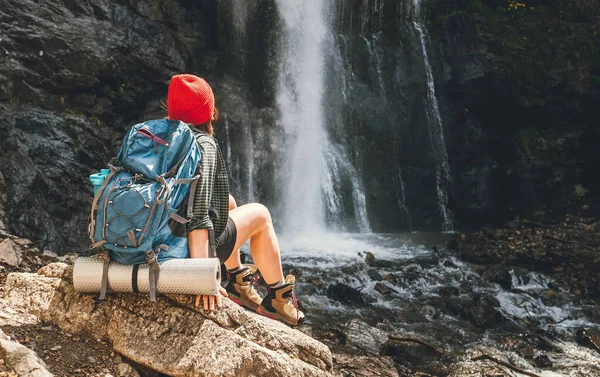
[113,355,123,364]
[117,363,140,377]
[40,326,53,331]
[88,356,96,363]
[50,346,62,351]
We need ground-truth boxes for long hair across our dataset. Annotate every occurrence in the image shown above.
[163,102,218,137]
[198,107,218,136]
[196,120,214,137]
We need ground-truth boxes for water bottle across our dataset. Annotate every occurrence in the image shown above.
[89,169,111,196]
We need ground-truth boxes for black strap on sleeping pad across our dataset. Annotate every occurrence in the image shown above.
[208,227,217,259]
[132,264,140,293]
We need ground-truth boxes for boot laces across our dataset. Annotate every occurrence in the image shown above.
[249,274,261,294]
[282,289,300,325]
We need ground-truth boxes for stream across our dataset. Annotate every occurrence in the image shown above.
[255,232,600,376]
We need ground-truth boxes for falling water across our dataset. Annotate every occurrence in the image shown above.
[413,0,453,231]
[275,0,371,233]
[244,124,256,202]
[275,0,329,233]
[223,118,233,165]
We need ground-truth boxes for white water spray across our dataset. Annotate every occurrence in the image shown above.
[275,0,329,233]
[275,0,371,233]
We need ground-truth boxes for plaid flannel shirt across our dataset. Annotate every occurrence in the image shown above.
[186,129,229,244]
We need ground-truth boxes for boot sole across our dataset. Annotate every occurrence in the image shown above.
[257,306,304,327]
[229,295,260,311]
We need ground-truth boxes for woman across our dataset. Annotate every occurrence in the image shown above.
[167,74,304,327]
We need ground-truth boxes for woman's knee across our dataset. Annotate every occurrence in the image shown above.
[229,194,237,211]
[229,203,273,234]
[251,203,272,228]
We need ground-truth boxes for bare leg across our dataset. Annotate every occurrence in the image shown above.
[225,203,284,285]
[224,195,242,270]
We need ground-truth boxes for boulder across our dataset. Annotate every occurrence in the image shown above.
[0,238,22,267]
[3,263,333,377]
[343,319,388,355]
[0,329,52,377]
[332,353,401,377]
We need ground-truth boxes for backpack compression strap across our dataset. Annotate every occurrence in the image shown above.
[146,244,169,302]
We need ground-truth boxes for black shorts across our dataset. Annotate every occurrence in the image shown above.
[216,217,237,263]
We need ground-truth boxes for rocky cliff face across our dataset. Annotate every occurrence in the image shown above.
[1,0,599,251]
[426,0,600,226]
[0,0,219,251]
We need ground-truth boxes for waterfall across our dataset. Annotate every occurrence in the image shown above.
[218,0,453,233]
[275,0,329,233]
[275,0,371,233]
[223,118,233,166]
[413,0,454,231]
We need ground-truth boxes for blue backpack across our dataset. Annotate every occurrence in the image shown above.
[88,119,210,300]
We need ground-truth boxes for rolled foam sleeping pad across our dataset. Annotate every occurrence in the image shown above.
[73,257,221,296]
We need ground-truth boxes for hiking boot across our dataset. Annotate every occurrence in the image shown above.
[225,264,263,311]
[257,275,305,327]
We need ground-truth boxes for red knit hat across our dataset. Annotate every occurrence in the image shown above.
[167,74,215,126]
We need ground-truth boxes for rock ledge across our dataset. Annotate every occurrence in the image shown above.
[3,263,333,377]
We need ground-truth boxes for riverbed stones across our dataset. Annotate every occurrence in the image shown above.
[2,263,333,377]
[343,319,388,355]
[326,283,369,307]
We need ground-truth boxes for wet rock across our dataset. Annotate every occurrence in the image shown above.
[509,267,531,288]
[343,319,388,355]
[382,274,399,284]
[0,329,52,376]
[374,283,393,295]
[0,239,22,267]
[575,328,600,354]
[534,354,553,368]
[381,335,442,369]
[442,259,458,268]
[445,294,505,328]
[365,251,375,266]
[367,269,383,281]
[327,284,369,307]
[363,252,394,268]
[436,286,460,297]
[332,353,401,377]
[370,259,395,268]
[341,263,364,275]
[306,276,323,287]
[4,267,333,376]
[480,267,512,290]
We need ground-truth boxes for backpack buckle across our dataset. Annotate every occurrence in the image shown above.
[145,249,158,265]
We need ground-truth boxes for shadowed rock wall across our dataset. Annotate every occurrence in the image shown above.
[1,0,599,252]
